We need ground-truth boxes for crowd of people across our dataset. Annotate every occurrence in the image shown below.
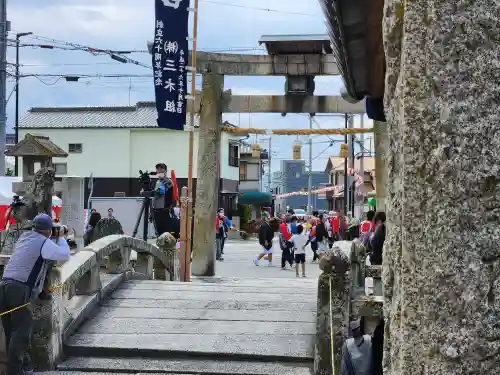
[253,208,387,277]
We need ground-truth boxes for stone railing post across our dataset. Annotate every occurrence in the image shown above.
[30,267,66,370]
[314,248,351,375]
[156,232,180,281]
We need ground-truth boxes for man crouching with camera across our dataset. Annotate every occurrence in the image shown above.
[0,213,70,375]
[151,163,179,238]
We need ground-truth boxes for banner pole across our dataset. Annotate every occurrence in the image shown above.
[185,0,199,282]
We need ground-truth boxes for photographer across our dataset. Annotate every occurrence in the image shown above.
[0,214,70,375]
[150,163,178,237]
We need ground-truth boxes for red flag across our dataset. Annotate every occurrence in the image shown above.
[171,170,179,201]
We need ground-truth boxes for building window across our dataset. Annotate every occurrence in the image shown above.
[239,163,247,181]
[228,143,239,167]
[53,163,67,175]
[114,192,126,197]
[68,143,83,153]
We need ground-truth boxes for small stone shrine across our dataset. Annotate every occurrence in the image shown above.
[1,134,68,253]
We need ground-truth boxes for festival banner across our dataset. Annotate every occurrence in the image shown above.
[153,0,189,130]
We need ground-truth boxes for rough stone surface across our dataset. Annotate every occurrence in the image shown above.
[30,267,64,370]
[155,232,179,280]
[192,72,223,277]
[21,167,55,221]
[382,1,500,373]
[314,249,351,375]
[1,167,55,254]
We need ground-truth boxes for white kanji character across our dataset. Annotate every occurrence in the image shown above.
[179,66,184,73]
[162,0,182,9]
[155,37,163,45]
[179,49,184,55]
[164,100,176,113]
[178,94,184,102]
[164,78,176,92]
[155,44,162,53]
[179,55,185,64]
[155,61,162,70]
[176,106,183,114]
[154,53,162,61]
[155,77,163,86]
[156,20,164,29]
[154,70,163,79]
[156,28,163,37]
[163,59,176,72]
[164,41,179,54]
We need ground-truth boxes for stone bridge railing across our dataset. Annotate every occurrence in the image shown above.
[314,240,383,375]
[0,233,179,371]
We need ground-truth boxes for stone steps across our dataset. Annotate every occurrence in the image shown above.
[55,356,313,374]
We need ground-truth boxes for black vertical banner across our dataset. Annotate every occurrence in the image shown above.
[153,0,189,130]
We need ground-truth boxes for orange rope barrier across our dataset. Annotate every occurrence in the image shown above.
[221,127,373,135]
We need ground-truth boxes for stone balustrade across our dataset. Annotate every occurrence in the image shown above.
[314,240,383,375]
[0,232,179,371]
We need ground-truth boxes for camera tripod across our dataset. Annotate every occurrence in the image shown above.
[132,195,158,241]
[0,207,25,253]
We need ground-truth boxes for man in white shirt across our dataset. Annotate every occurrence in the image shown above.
[0,213,70,375]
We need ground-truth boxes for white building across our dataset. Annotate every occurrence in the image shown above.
[18,101,242,215]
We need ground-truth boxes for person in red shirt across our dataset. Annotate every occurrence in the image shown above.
[360,210,376,234]
[332,210,348,241]
[279,216,293,269]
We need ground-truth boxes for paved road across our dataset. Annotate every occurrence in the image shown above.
[214,238,322,280]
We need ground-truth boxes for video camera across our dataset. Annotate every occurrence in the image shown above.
[11,195,24,208]
[138,170,158,198]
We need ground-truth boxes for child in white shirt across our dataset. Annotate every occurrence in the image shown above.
[288,224,310,277]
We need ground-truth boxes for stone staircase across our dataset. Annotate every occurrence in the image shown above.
[42,277,316,375]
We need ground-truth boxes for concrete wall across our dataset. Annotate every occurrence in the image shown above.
[19,128,239,180]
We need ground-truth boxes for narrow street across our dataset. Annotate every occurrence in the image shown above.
[213,237,322,280]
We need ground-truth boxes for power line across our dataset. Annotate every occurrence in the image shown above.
[9,33,152,70]
[8,42,266,55]
[199,0,320,17]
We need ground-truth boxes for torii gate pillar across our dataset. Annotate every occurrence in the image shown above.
[191,72,224,277]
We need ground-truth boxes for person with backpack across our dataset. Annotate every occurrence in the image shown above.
[340,319,372,375]
[359,210,375,247]
[279,216,294,269]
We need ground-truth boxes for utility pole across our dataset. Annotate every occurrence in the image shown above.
[357,114,364,219]
[348,115,354,214]
[15,32,33,176]
[267,136,271,193]
[0,2,8,177]
[307,114,313,214]
[343,114,348,214]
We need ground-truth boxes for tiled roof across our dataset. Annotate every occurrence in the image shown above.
[6,134,68,157]
[19,101,200,129]
[326,156,375,172]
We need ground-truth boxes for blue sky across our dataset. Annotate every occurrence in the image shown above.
[6,0,371,185]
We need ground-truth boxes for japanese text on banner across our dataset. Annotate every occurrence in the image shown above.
[153,0,189,130]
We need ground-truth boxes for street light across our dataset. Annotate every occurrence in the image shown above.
[14,32,33,176]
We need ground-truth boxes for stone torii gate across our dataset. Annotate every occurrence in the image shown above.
[184,36,365,276]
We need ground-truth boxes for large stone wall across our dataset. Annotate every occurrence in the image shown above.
[382,1,500,374]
